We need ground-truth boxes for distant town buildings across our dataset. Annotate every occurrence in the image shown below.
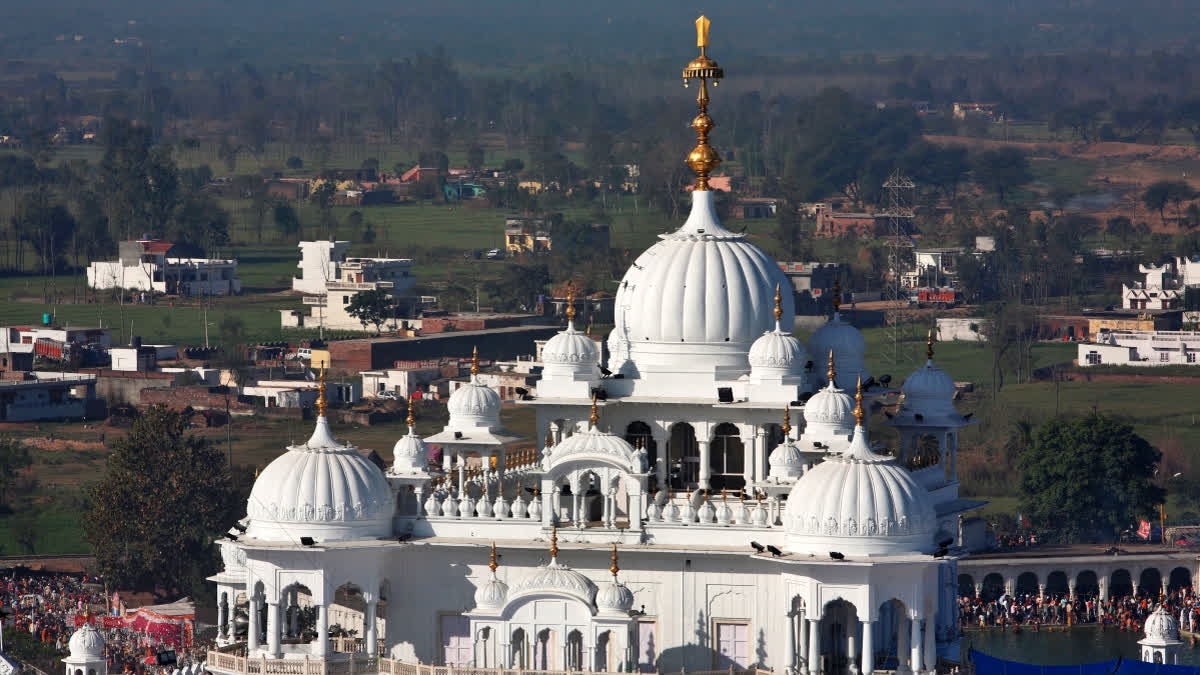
[1122,259,1200,310]
[282,240,417,332]
[0,372,101,422]
[87,240,241,297]
[1079,330,1200,367]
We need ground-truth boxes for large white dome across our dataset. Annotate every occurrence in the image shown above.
[245,416,395,543]
[611,190,793,386]
[784,424,936,556]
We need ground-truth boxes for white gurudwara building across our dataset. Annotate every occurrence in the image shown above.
[206,18,977,675]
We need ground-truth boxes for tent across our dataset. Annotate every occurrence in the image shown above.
[124,598,195,648]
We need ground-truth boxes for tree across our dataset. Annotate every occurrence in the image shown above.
[485,264,550,312]
[1142,180,1194,228]
[286,156,304,170]
[346,289,395,334]
[86,406,241,597]
[0,438,32,509]
[273,203,301,240]
[973,148,1032,204]
[502,158,524,174]
[1018,413,1164,544]
[467,145,485,171]
[1049,100,1105,142]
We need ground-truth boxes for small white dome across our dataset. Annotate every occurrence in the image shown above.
[217,538,246,573]
[245,416,395,543]
[901,360,957,419]
[803,383,855,430]
[808,315,869,386]
[508,562,597,608]
[548,428,642,473]
[67,623,104,660]
[1144,606,1181,643]
[749,328,807,376]
[447,379,501,430]
[768,440,807,480]
[784,425,936,556]
[474,573,509,610]
[543,325,601,367]
[391,427,429,474]
[596,578,635,614]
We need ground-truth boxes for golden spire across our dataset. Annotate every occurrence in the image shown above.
[489,541,498,574]
[589,393,599,429]
[316,366,328,417]
[549,525,559,561]
[926,328,935,361]
[782,405,791,438]
[831,277,842,313]
[853,374,865,426]
[544,428,555,449]
[609,543,620,577]
[406,395,416,429]
[827,349,836,386]
[470,346,479,377]
[682,16,724,191]
[565,282,576,324]
[773,284,783,325]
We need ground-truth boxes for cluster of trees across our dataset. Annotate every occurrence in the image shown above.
[1050,96,1200,144]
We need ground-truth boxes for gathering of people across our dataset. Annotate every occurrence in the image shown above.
[961,585,1200,638]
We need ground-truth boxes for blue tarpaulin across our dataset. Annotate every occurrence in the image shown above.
[970,649,1200,675]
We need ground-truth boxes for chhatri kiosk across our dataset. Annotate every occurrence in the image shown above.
[204,18,977,675]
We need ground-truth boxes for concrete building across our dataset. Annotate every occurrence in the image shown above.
[284,240,417,332]
[1078,330,1200,367]
[241,378,361,409]
[109,344,178,372]
[778,262,842,315]
[1123,262,1185,310]
[87,240,240,296]
[0,373,101,422]
[904,248,962,289]
[361,366,442,399]
[504,215,552,254]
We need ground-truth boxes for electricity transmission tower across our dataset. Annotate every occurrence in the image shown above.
[880,169,916,365]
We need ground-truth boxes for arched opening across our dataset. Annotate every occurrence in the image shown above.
[1015,572,1039,597]
[820,599,860,675]
[1048,570,1072,598]
[710,423,745,492]
[279,583,313,643]
[596,630,611,672]
[980,573,1005,603]
[534,629,552,670]
[566,629,584,671]
[1169,566,1192,594]
[511,628,528,669]
[667,423,698,490]
[625,421,659,489]
[1073,571,1098,600]
[1139,568,1163,598]
[874,599,907,671]
[219,591,230,639]
[958,574,976,598]
[907,434,941,470]
[1155,653,1163,664]
[1110,570,1133,599]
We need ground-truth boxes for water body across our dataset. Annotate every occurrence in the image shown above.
[966,627,1200,665]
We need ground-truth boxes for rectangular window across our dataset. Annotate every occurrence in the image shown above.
[716,622,750,669]
[1161,352,1170,362]
[1086,352,1101,365]
[440,615,472,667]
[1188,353,1196,364]
[637,620,657,673]
[342,296,350,305]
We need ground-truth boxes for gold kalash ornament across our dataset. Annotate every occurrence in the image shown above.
[682,16,724,191]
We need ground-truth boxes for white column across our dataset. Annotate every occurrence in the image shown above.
[787,612,797,674]
[653,428,668,487]
[860,620,874,675]
[1100,575,1110,602]
[798,610,809,674]
[741,433,754,487]
[922,615,935,675]
[457,452,466,496]
[365,598,378,657]
[909,616,922,674]
[897,617,910,674]
[755,428,768,490]
[807,619,821,675]
[266,601,280,657]
[247,597,260,651]
[847,623,858,675]
[316,604,329,657]
[698,439,711,490]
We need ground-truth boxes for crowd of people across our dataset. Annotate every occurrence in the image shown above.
[960,586,1200,637]
[0,571,203,674]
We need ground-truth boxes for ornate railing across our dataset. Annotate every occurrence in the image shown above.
[207,651,377,675]
[376,662,773,675]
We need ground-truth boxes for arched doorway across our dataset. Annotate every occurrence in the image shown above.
[1110,570,1133,599]
[958,574,976,598]
[565,629,584,670]
[821,599,860,675]
[511,628,528,668]
[1139,568,1163,598]
[874,599,907,671]
[625,421,659,488]
[981,574,1005,602]
[1044,571,1069,598]
[710,423,745,492]
[1074,571,1099,600]
[1169,567,1192,594]
[1015,572,1039,598]
[667,423,698,490]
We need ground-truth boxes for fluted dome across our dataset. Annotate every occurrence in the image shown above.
[474,573,509,610]
[611,190,793,388]
[543,324,601,367]
[901,360,957,418]
[1144,606,1181,643]
[67,623,104,660]
[596,578,635,614]
[803,382,855,430]
[508,562,597,608]
[749,329,807,375]
[391,430,429,474]
[768,440,807,480]
[245,416,395,543]
[808,315,869,387]
[784,425,936,556]
[548,428,643,473]
[447,378,501,430]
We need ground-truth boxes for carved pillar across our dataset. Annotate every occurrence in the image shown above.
[860,619,874,675]
[698,439,711,490]
[265,601,280,657]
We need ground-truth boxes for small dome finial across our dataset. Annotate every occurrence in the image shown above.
[682,16,724,191]
[565,282,577,324]
[610,543,620,577]
[549,525,559,561]
[316,366,328,417]
[773,283,783,325]
[489,541,498,573]
[926,327,935,361]
[590,393,600,429]
[471,346,479,377]
[853,374,865,426]
[782,405,791,438]
[406,394,416,429]
[831,277,842,313]
[544,428,555,449]
[827,348,836,386]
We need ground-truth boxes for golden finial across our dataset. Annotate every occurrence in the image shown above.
[470,346,479,377]
[782,405,791,438]
[549,525,559,560]
[853,374,865,426]
[406,395,416,429]
[488,541,498,573]
[721,489,727,503]
[827,349,836,386]
[682,16,724,191]
[545,428,555,449]
[773,284,783,325]
[589,393,599,429]
[565,282,576,324]
[926,328,935,361]
[831,277,842,313]
[316,366,328,417]
[609,543,620,577]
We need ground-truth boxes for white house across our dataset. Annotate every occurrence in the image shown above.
[88,240,240,296]
[361,367,442,399]
[283,240,418,332]
[1078,329,1200,366]
[0,373,99,422]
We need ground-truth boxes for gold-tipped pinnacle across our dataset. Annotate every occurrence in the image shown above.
[782,405,791,438]
[316,366,328,417]
[488,541,498,573]
[827,349,836,386]
[682,16,724,191]
[610,543,620,577]
[926,328,935,361]
[470,346,479,377]
[589,393,600,429]
[774,284,783,324]
[853,374,865,426]
[566,282,577,323]
[549,525,559,560]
